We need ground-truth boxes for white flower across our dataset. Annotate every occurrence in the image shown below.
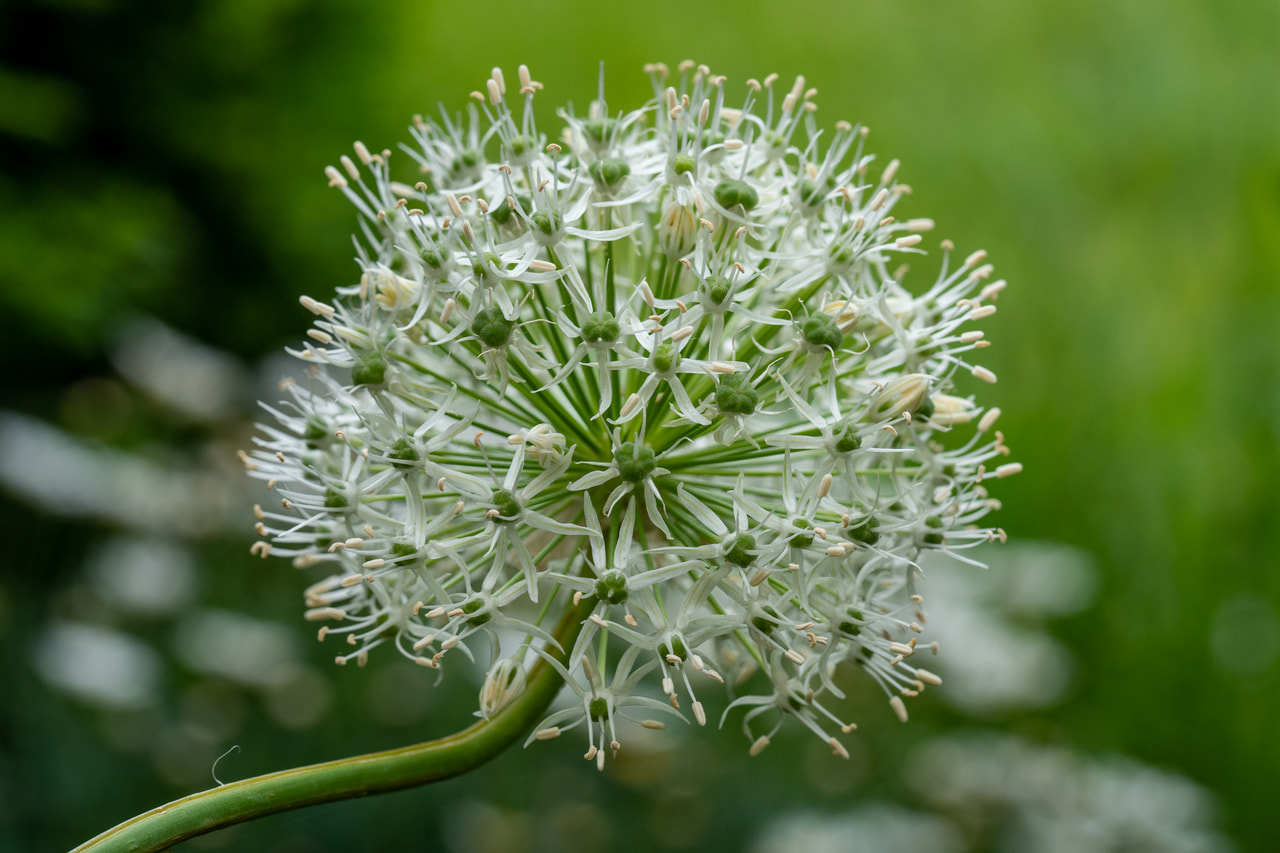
[246,61,1018,766]
[526,646,683,770]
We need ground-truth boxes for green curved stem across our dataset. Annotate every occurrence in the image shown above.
[72,598,592,853]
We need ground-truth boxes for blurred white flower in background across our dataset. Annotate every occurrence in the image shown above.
[173,609,302,689]
[751,803,964,853]
[33,622,162,711]
[86,536,198,617]
[751,733,1235,853]
[908,734,1236,853]
[0,410,240,537]
[922,541,1095,714]
[1,314,336,787]
[110,316,249,424]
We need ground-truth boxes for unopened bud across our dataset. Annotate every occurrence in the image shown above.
[521,423,567,467]
[867,374,931,422]
[658,202,699,259]
[479,658,527,719]
[928,394,975,426]
[371,270,420,311]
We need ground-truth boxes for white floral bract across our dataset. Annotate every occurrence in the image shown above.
[245,62,1017,768]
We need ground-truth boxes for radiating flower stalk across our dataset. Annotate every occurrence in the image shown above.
[244,61,1019,770]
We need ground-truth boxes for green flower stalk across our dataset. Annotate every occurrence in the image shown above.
[244,60,1019,767]
[73,598,593,852]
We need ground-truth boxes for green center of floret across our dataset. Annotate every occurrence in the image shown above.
[588,696,609,720]
[504,136,538,162]
[801,313,844,351]
[449,149,480,181]
[581,311,620,344]
[594,570,629,605]
[828,242,857,271]
[673,154,697,175]
[304,415,329,445]
[658,636,689,660]
[462,597,491,626]
[488,194,531,226]
[834,421,862,454]
[351,351,387,386]
[798,178,827,209]
[705,276,732,307]
[531,210,561,236]
[724,532,756,567]
[589,157,630,191]
[714,373,759,416]
[848,516,879,545]
[471,308,515,349]
[713,178,759,211]
[791,517,815,549]
[472,252,504,284]
[388,438,419,469]
[490,489,521,520]
[786,690,809,712]
[752,604,782,634]
[420,244,449,269]
[838,608,864,637]
[582,117,616,149]
[653,341,676,374]
[922,515,945,545]
[615,442,657,483]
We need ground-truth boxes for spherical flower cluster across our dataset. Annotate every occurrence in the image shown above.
[244,61,1018,768]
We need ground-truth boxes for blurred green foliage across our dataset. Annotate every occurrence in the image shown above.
[1,0,1275,850]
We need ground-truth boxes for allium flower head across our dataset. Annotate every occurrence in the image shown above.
[245,61,1018,768]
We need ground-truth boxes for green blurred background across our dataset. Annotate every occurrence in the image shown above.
[1,0,1276,850]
